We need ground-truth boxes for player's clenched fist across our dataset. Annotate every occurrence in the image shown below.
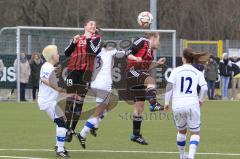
[157,57,166,65]
[73,34,81,44]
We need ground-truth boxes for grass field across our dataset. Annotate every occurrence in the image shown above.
[0,101,239,159]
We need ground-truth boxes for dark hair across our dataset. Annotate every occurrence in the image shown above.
[84,19,97,26]
[183,48,209,64]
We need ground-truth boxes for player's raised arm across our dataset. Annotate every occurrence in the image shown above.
[86,35,101,54]
[64,35,80,57]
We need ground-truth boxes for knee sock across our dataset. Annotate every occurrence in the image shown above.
[80,117,99,138]
[176,132,187,158]
[189,134,200,159]
[146,85,157,106]
[56,126,67,152]
[65,98,74,129]
[133,115,142,136]
[95,110,107,128]
[71,99,83,130]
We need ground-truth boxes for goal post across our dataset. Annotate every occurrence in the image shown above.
[0,26,176,102]
[183,39,223,58]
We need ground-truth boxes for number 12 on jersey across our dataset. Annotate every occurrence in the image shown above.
[180,77,192,94]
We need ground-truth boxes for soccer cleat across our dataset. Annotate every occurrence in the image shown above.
[130,134,148,145]
[149,103,164,112]
[56,151,69,158]
[76,133,86,149]
[54,146,69,156]
[90,127,98,137]
[65,129,75,142]
[180,154,189,159]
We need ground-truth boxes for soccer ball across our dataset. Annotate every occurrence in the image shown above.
[137,11,153,28]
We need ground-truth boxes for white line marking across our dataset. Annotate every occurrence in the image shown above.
[0,148,239,156]
[0,156,47,159]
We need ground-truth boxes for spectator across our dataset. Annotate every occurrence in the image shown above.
[231,55,240,100]
[219,53,232,100]
[0,59,4,79]
[205,55,218,100]
[29,52,43,101]
[14,52,31,101]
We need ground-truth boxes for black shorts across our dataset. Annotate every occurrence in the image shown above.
[66,70,92,97]
[126,69,150,101]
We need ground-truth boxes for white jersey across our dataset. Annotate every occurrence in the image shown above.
[38,62,59,110]
[168,64,207,108]
[91,48,119,92]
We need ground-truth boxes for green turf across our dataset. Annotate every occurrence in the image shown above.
[0,101,239,159]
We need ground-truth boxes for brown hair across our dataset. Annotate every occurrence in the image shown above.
[84,19,97,26]
[29,52,41,64]
[183,48,209,64]
[145,32,159,39]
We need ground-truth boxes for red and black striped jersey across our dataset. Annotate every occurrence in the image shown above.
[127,37,154,71]
[64,34,101,72]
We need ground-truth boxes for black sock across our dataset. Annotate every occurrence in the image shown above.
[65,98,74,130]
[71,100,83,131]
[146,87,157,105]
[133,115,142,136]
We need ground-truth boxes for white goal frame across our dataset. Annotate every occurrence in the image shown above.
[12,26,176,102]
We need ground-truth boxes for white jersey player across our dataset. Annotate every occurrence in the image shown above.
[76,46,125,149]
[165,48,208,159]
[90,47,120,102]
[37,45,69,157]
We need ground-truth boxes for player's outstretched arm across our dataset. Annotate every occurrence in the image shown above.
[127,54,142,62]
[113,50,127,58]
[148,57,166,71]
[64,35,80,57]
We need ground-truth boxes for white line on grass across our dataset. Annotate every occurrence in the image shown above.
[0,148,239,156]
[0,156,47,159]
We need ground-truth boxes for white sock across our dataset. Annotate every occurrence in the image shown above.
[176,133,187,158]
[56,127,67,152]
[80,117,99,138]
[189,135,200,159]
[96,111,107,128]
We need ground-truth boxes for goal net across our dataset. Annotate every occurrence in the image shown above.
[0,26,176,102]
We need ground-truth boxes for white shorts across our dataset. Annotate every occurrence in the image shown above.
[173,105,201,132]
[39,101,64,120]
[91,88,112,105]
